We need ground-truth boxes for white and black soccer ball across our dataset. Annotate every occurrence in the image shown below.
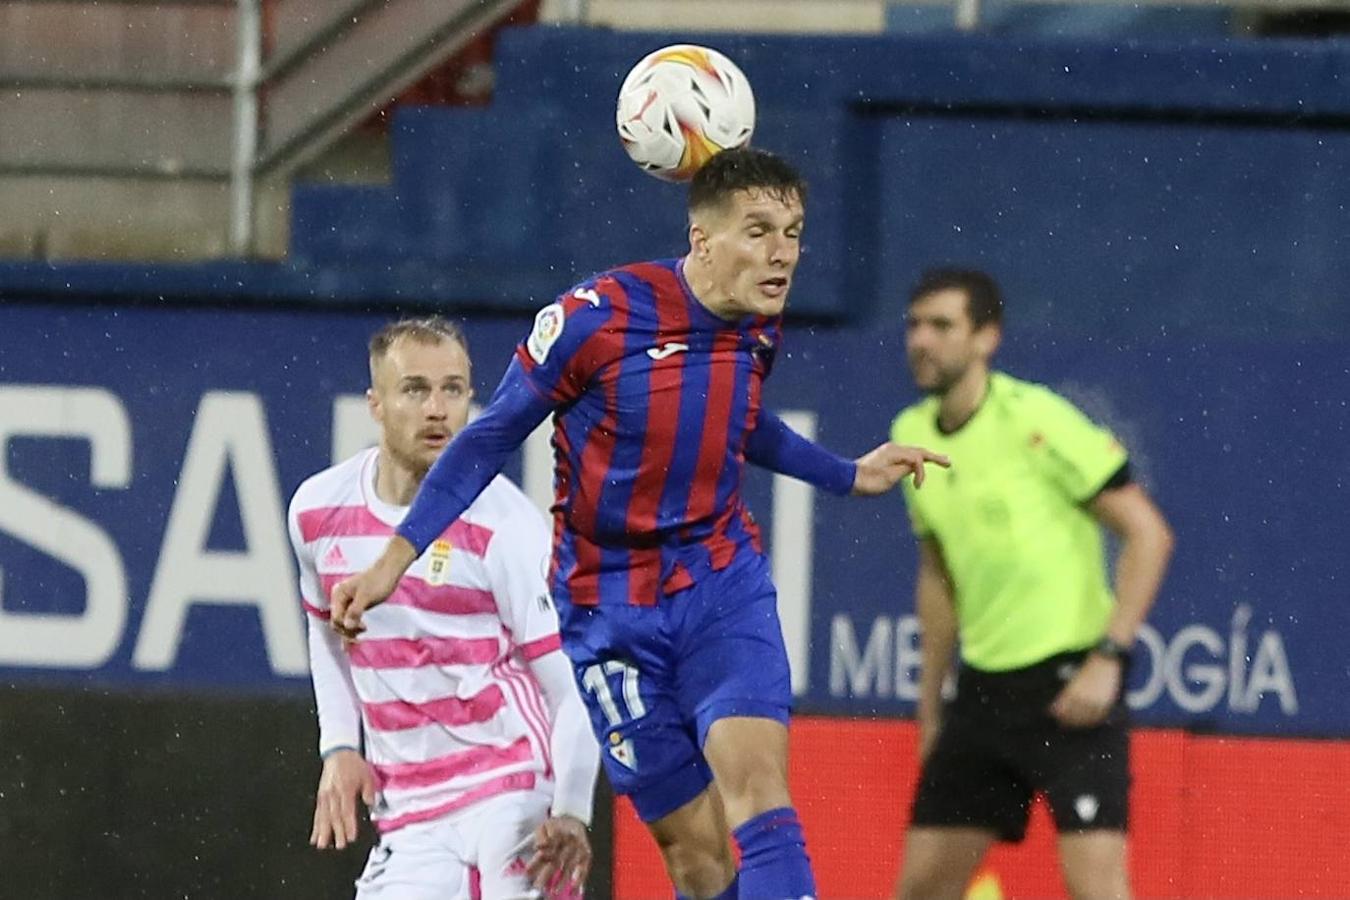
[615,44,756,182]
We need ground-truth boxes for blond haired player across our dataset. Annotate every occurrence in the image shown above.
[288,318,598,898]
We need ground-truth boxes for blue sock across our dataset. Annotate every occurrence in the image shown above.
[676,873,738,900]
[732,807,816,898]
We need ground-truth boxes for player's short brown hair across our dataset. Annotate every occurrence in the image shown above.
[688,147,807,215]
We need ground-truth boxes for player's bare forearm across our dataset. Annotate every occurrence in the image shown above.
[1090,484,1175,644]
[914,540,957,752]
[1107,527,1174,643]
[1053,485,1172,729]
[377,534,418,577]
[330,535,418,638]
[916,589,957,717]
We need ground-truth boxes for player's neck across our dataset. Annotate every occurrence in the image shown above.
[937,366,990,433]
[374,448,422,507]
[680,256,740,321]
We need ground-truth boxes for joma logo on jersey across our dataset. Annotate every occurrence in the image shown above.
[646,342,689,360]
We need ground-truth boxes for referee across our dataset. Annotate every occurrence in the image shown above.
[890,269,1174,900]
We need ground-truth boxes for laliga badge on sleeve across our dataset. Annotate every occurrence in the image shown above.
[426,540,452,586]
[527,303,565,364]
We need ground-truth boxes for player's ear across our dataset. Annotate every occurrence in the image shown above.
[689,220,710,260]
[976,323,1002,359]
[367,386,382,423]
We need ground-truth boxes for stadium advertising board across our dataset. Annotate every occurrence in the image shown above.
[614,718,1350,899]
[0,302,1344,737]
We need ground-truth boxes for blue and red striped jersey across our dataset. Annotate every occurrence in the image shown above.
[398,257,856,609]
[516,258,784,607]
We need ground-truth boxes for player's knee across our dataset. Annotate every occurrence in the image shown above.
[1060,832,1130,900]
[649,798,735,894]
[1064,873,1130,900]
[655,836,735,896]
[1062,860,1130,900]
[703,717,792,823]
[718,766,791,825]
[895,843,979,900]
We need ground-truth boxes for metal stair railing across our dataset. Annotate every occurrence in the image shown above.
[0,0,525,254]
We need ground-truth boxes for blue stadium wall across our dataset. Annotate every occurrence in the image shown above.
[1,27,1347,898]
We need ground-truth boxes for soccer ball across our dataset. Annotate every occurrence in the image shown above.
[616,44,756,182]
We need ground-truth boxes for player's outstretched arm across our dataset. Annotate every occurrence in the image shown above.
[330,535,418,638]
[744,408,857,495]
[852,441,951,495]
[310,748,376,851]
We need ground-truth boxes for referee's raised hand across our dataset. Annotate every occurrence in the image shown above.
[330,536,418,639]
[852,441,951,495]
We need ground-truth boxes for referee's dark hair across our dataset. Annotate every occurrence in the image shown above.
[910,268,1003,330]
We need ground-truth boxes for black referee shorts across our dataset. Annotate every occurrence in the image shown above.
[910,649,1131,843]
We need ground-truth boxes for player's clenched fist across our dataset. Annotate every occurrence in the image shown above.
[330,536,418,639]
[852,442,950,495]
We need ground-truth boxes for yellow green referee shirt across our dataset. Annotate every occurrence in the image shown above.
[890,372,1128,672]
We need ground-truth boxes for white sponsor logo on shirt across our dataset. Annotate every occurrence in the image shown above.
[646,342,688,360]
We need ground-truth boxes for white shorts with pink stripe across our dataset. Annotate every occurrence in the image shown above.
[355,789,555,900]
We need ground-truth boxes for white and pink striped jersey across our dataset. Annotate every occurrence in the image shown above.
[288,448,563,833]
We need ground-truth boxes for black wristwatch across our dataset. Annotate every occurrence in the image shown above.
[1092,635,1133,662]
